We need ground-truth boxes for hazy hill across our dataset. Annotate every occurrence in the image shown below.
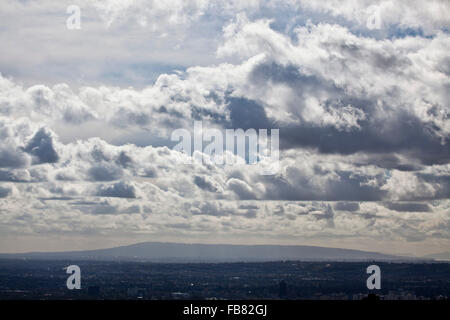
[0,242,418,262]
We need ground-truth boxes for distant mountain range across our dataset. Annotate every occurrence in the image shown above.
[0,242,423,262]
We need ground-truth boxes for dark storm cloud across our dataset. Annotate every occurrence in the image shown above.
[280,117,449,166]
[227,97,273,130]
[0,185,12,198]
[0,148,28,168]
[414,173,450,200]
[23,128,59,164]
[0,170,28,182]
[115,151,133,168]
[259,174,318,201]
[325,171,387,201]
[238,204,259,210]
[242,209,258,218]
[383,202,432,212]
[228,61,450,166]
[260,170,387,201]
[237,204,259,218]
[39,196,75,201]
[333,202,360,212]
[96,181,136,198]
[194,176,218,192]
[88,165,123,181]
[140,167,157,178]
[191,105,227,123]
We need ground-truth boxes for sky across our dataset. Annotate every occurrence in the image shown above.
[0,0,449,256]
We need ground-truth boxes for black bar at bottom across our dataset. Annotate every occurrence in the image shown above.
[1,300,448,318]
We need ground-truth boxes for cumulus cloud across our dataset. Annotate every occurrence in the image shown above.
[194,175,220,193]
[0,148,29,168]
[87,0,450,36]
[23,128,59,164]
[217,17,450,163]
[227,178,259,200]
[0,185,12,198]
[299,0,450,35]
[96,181,137,198]
[0,0,448,255]
[334,202,360,212]
[384,202,432,212]
[88,165,123,181]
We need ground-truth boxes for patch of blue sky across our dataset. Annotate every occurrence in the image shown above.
[100,63,187,88]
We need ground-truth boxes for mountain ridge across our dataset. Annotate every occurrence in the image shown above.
[0,241,422,262]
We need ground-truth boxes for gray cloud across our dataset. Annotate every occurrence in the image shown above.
[0,185,12,198]
[194,176,219,193]
[23,128,59,164]
[0,1,448,255]
[227,178,258,200]
[313,204,335,228]
[88,165,123,182]
[96,181,137,198]
[334,202,360,212]
[384,202,432,212]
[0,148,28,168]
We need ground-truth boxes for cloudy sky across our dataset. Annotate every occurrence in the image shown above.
[0,0,449,256]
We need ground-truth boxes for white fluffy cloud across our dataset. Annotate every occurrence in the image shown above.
[0,0,449,255]
[299,0,450,35]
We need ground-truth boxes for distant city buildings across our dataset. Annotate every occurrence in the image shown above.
[0,260,448,300]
